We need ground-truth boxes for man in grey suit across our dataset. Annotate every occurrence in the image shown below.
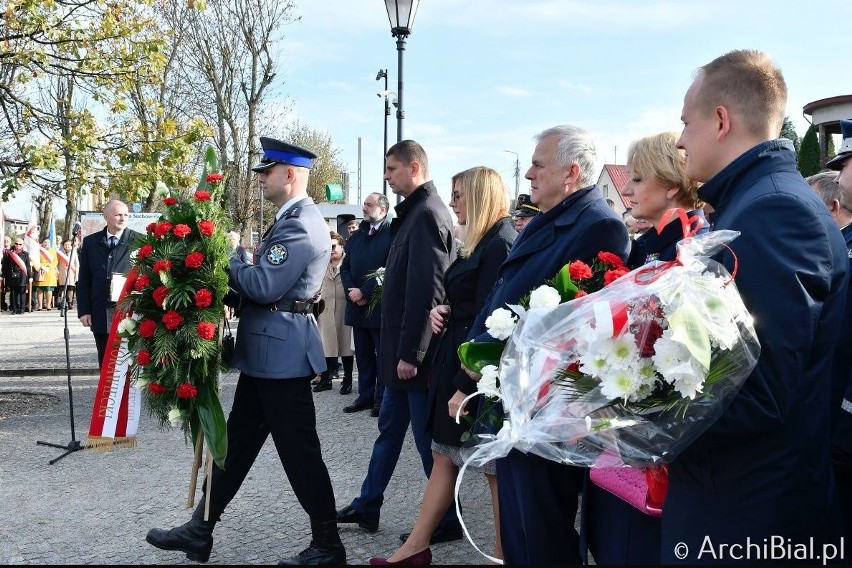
[146,137,345,566]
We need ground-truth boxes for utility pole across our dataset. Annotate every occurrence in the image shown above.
[503,150,520,199]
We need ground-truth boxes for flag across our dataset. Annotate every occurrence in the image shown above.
[24,207,40,270]
[47,216,56,250]
[0,203,5,263]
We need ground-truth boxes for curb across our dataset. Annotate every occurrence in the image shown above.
[0,368,101,378]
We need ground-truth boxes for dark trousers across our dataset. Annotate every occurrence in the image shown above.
[93,332,109,368]
[352,326,383,406]
[498,449,582,565]
[10,285,27,313]
[205,373,337,524]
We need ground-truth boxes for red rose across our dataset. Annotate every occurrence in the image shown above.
[134,274,150,291]
[154,221,173,238]
[598,251,625,268]
[194,288,213,308]
[196,321,217,340]
[185,251,205,269]
[177,382,199,399]
[137,244,154,260]
[163,196,178,206]
[139,319,158,338]
[206,173,223,183]
[603,267,629,286]
[153,285,170,308]
[152,259,172,273]
[173,224,192,238]
[566,361,581,373]
[568,261,593,281]
[194,190,211,201]
[636,319,664,358]
[198,220,215,236]
[147,382,167,395]
[137,349,151,366]
[162,310,183,331]
[146,222,156,234]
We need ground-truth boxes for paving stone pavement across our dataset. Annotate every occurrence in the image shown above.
[0,310,500,565]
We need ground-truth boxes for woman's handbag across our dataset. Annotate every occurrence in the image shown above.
[221,317,236,368]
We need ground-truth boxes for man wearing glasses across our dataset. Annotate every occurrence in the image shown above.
[1,238,33,314]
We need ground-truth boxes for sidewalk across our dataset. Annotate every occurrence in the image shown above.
[0,310,498,565]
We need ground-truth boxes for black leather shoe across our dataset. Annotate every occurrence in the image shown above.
[278,542,346,565]
[336,504,379,532]
[312,380,332,393]
[399,524,463,545]
[343,399,372,413]
[339,382,352,395]
[146,518,214,562]
[370,405,380,417]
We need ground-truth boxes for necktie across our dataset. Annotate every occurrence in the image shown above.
[109,236,117,248]
[369,227,377,236]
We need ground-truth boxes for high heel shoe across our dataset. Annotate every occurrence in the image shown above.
[369,548,432,565]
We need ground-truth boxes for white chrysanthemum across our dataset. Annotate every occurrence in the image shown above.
[650,329,693,378]
[485,307,518,340]
[117,317,137,336]
[373,267,386,286]
[665,360,707,399]
[528,285,561,310]
[599,365,640,402]
[478,365,500,397]
[168,407,182,427]
[578,350,609,377]
[627,359,660,402]
[607,334,640,369]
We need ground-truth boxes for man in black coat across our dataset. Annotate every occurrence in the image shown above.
[77,199,141,367]
[340,192,391,413]
[337,140,462,540]
[1,238,33,314]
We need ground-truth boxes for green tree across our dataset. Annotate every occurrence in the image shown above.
[780,116,800,154]
[285,120,347,204]
[798,125,821,176]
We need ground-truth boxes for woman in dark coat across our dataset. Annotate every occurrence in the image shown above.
[582,131,708,565]
[369,166,515,564]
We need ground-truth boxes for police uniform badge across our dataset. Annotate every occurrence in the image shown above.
[266,243,288,265]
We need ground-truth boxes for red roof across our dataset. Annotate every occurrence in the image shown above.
[603,164,631,209]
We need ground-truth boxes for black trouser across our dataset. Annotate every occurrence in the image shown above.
[204,373,337,524]
[10,285,27,313]
[93,332,109,368]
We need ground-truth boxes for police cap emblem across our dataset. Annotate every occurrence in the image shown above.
[266,243,288,265]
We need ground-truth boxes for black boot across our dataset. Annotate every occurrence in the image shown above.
[312,371,332,393]
[146,501,216,562]
[339,378,352,395]
[278,520,346,565]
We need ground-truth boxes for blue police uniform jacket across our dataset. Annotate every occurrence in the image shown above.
[227,197,330,379]
[833,224,852,454]
[660,139,849,562]
[340,217,391,329]
[468,185,630,344]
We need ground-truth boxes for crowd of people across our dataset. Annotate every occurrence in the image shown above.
[1,232,79,315]
[5,47,851,566]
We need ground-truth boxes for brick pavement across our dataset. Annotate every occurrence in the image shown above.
[0,310,499,565]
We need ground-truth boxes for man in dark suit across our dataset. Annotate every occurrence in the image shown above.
[464,124,630,564]
[659,49,848,563]
[76,199,141,367]
[337,140,462,541]
[340,192,391,414]
[1,237,33,314]
[146,137,345,566]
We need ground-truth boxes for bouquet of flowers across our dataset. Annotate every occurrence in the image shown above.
[364,266,385,318]
[457,227,760,470]
[115,147,231,468]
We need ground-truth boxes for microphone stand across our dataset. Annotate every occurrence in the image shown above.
[37,232,86,464]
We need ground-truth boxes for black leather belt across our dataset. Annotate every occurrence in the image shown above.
[261,298,315,314]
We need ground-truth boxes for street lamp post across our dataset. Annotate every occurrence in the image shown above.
[376,69,389,196]
[384,0,420,143]
[503,150,520,199]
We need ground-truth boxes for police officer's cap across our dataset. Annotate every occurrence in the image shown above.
[826,119,852,171]
[513,194,541,218]
[252,137,318,172]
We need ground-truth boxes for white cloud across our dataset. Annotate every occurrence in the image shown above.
[497,85,531,97]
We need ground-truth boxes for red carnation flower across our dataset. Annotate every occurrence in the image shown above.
[206,173,223,183]
[185,251,205,269]
[196,321,217,340]
[137,243,154,260]
[598,251,625,268]
[146,222,156,234]
[134,274,150,291]
[154,221,173,238]
[163,196,178,206]
[162,310,183,331]
[126,274,137,291]
[603,267,629,286]
[137,349,152,366]
[568,261,593,281]
[152,259,172,273]
[173,224,192,238]
[194,288,213,308]
[147,382,167,395]
[636,320,664,358]
[198,220,215,236]
[177,383,199,399]
[139,319,158,338]
[566,361,581,373]
[153,285,170,308]
[194,190,211,201]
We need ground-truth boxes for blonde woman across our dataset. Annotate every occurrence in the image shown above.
[369,166,516,565]
[314,231,354,393]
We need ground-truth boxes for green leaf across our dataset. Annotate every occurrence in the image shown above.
[457,341,504,374]
[196,379,228,469]
[553,264,580,302]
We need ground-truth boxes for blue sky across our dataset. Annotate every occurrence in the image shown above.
[5,0,851,220]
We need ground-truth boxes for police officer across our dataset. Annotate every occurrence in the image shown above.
[146,137,345,566]
[511,193,540,233]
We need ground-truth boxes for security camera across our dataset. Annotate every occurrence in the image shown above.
[376,69,387,81]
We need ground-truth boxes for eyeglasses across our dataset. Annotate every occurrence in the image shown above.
[331,244,340,250]
[14,242,24,246]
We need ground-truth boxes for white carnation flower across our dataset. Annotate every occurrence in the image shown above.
[485,307,518,340]
[528,285,561,310]
[168,407,183,427]
[478,365,500,396]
